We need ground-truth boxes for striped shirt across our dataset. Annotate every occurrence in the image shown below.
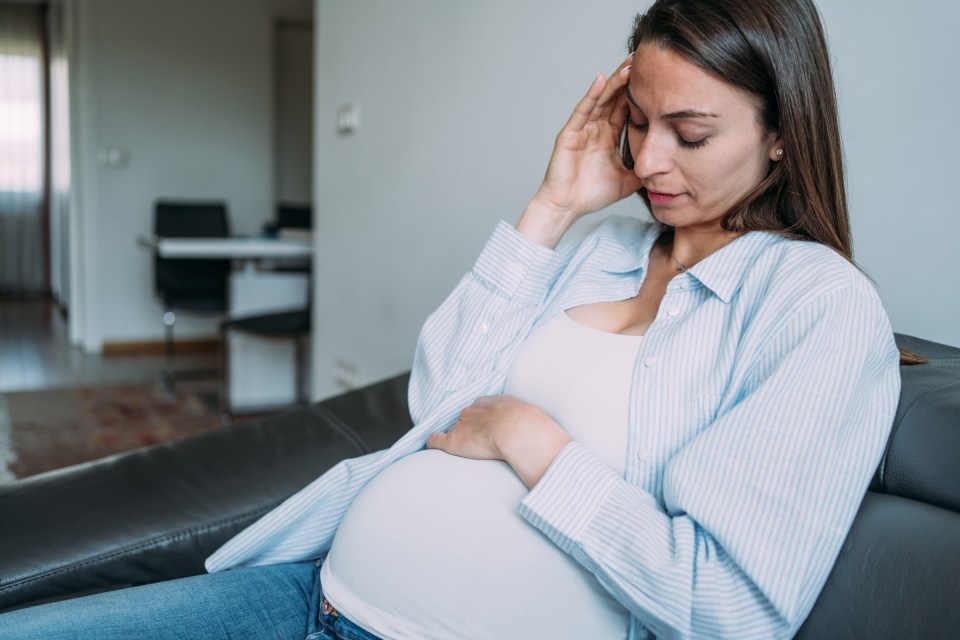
[206,216,901,640]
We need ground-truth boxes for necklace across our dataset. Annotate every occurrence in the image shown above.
[670,254,687,271]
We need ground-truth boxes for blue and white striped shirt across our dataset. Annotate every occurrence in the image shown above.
[207,216,901,640]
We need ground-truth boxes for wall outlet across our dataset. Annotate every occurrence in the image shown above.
[334,357,360,389]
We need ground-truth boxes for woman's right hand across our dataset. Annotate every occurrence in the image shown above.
[518,54,643,247]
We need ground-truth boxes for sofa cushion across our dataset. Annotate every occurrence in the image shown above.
[0,404,368,611]
[881,334,960,513]
[312,372,412,451]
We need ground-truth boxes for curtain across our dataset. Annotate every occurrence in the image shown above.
[0,2,46,297]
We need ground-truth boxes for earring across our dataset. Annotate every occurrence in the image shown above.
[776,148,784,158]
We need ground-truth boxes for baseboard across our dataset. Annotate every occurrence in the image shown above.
[102,338,220,356]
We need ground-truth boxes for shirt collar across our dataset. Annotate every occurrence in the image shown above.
[599,222,663,275]
[685,230,782,303]
[600,221,784,304]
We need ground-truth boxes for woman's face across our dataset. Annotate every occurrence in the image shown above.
[625,43,780,233]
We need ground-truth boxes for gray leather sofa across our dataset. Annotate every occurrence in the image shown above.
[1,334,958,638]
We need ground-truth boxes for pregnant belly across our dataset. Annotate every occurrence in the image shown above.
[321,449,629,640]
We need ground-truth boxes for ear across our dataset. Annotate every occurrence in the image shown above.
[768,134,784,162]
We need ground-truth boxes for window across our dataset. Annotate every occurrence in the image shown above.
[0,50,43,193]
[0,3,47,296]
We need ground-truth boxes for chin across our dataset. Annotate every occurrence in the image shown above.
[651,210,724,234]
[648,207,687,228]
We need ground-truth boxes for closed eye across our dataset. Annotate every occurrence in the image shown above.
[628,116,709,150]
[677,134,709,149]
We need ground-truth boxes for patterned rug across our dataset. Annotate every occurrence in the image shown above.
[0,381,223,482]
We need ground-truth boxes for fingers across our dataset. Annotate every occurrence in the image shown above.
[426,419,494,460]
[609,90,632,135]
[563,53,634,133]
[426,432,446,450]
[564,72,606,133]
[595,65,630,119]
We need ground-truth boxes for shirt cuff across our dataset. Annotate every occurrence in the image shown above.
[519,442,622,555]
[472,220,562,303]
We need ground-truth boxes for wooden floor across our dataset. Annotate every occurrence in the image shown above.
[0,298,217,393]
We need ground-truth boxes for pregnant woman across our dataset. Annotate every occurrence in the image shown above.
[0,0,902,638]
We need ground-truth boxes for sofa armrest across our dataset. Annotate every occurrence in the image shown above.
[0,373,413,612]
[797,492,960,638]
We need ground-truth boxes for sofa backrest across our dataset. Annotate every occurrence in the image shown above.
[873,334,960,512]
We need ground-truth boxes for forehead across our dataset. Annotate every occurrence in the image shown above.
[627,43,759,118]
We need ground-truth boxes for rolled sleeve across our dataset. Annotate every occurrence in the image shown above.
[519,442,624,554]
[409,221,571,421]
[472,220,563,303]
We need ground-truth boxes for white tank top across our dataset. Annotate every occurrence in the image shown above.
[321,312,642,639]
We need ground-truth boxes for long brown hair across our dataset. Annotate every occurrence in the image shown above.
[623,0,923,364]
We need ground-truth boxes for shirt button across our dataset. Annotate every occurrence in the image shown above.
[679,281,689,290]
[509,263,525,277]
[637,448,650,461]
[643,356,657,368]
[478,322,490,334]
[666,307,680,317]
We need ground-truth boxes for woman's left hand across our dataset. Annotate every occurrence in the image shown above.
[427,395,573,489]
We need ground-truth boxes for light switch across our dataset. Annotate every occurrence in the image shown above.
[337,103,361,134]
[98,146,130,168]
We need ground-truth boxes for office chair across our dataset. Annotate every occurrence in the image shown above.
[258,203,312,273]
[260,203,311,237]
[219,306,311,424]
[220,203,313,425]
[276,203,312,230]
[153,200,231,384]
[219,203,312,423]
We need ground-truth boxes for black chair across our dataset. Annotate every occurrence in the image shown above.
[218,306,311,424]
[218,202,312,422]
[276,203,311,230]
[261,203,313,272]
[260,203,312,237]
[153,200,231,383]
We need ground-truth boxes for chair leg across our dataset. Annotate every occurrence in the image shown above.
[294,333,307,405]
[219,325,232,426]
[162,308,176,390]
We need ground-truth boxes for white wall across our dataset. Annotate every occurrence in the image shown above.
[820,1,960,349]
[312,0,959,400]
[72,0,274,349]
[311,0,645,398]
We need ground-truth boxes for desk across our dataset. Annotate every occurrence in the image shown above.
[137,235,312,260]
[139,235,312,411]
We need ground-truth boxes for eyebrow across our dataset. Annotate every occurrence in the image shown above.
[625,88,720,120]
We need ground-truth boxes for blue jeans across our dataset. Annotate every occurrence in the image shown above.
[0,561,380,640]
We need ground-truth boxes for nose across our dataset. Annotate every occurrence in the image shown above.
[630,129,673,179]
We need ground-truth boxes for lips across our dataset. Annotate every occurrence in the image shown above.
[645,189,680,205]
